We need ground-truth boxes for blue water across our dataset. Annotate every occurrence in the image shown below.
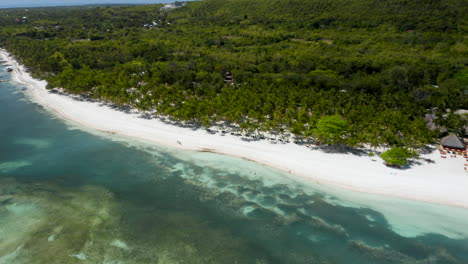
[1,66,468,263]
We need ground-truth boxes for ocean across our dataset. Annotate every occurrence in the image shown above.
[1,65,467,263]
[0,0,180,9]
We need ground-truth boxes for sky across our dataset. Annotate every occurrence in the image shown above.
[0,0,178,8]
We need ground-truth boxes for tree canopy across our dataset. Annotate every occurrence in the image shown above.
[380,147,417,166]
[313,115,348,145]
[0,0,467,148]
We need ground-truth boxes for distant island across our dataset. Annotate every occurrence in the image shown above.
[0,0,467,160]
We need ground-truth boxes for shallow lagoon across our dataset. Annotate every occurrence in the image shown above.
[1,68,468,263]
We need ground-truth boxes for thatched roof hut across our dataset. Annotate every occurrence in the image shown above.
[441,134,466,150]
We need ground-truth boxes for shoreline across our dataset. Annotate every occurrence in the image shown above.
[2,49,468,209]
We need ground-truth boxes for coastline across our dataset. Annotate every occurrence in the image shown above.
[2,49,468,209]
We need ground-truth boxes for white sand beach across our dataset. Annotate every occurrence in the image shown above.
[2,49,468,209]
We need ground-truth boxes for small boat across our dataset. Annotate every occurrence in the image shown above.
[7,68,13,72]
[21,86,27,91]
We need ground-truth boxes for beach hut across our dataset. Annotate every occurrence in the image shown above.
[441,134,466,150]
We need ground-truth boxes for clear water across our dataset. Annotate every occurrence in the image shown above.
[1,67,467,264]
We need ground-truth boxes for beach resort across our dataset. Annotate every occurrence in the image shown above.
[2,1,468,263]
[2,48,468,209]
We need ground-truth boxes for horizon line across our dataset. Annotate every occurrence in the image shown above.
[0,0,180,9]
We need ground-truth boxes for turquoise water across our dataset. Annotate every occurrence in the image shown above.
[1,67,468,264]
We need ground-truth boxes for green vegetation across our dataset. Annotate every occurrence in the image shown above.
[0,0,467,149]
[380,147,416,166]
[313,115,348,145]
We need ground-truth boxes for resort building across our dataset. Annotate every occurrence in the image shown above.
[440,134,466,151]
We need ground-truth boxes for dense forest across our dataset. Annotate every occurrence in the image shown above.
[0,0,467,149]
